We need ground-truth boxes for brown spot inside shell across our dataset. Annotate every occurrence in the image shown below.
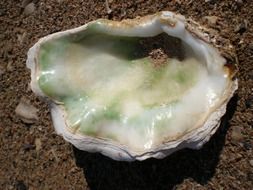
[135,33,185,67]
[148,48,169,67]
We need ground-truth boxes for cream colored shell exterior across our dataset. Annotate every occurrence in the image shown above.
[26,11,238,161]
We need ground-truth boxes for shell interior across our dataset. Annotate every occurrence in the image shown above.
[28,12,236,159]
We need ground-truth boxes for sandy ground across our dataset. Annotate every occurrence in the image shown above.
[0,0,252,189]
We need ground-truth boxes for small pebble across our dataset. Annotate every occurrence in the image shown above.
[120,9,126,17]
[0,64,5,76]
[15,180,27,190]
[17,32,27,44]
[204,16,219,26]
[24,3,35,16]
[0,8,5,16]
[35,138,42,152]
[248,43,253,50]
[105,0,112,14]
[15,98,38,124]
[21,0,33,8]
[234,20,248,34]
[249,160,253,167]
[231,126,243,141]
[51,148,60,162]
[7,61,14,72]
[247,172,253,181]
[23,144,35,151]
[245,97,253,108]
[175,0,182,4]
[235,0,243,6]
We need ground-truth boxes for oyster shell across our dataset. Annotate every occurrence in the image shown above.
[26,11,238,161]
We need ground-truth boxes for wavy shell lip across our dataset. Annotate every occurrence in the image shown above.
[26,11,238,161]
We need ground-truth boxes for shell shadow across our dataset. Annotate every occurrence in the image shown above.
[73,95,238,190]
